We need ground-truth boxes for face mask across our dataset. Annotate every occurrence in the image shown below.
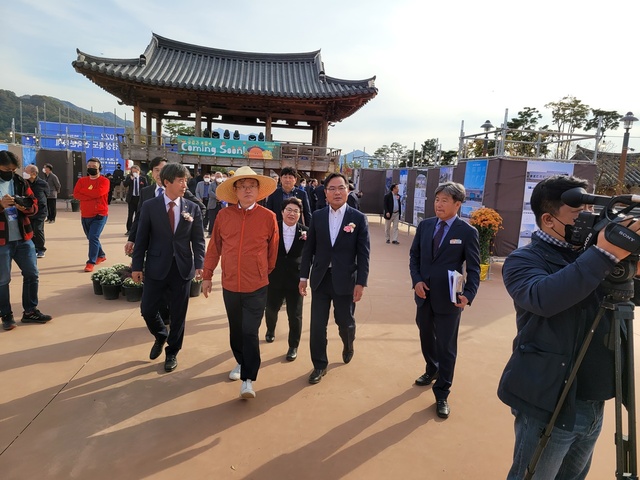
[87,168,99,176]
[204,177,211,183]
[22,172,31,180]
[216,178,223,183]
[0,170,13,181]
[133,172,139,178]
[550,214,576,245]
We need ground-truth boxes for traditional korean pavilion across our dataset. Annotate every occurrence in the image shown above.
[72,33,378,173]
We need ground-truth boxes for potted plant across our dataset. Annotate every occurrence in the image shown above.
[70,196,81,212]
[190,277,203,297]
[122,277,143,302]
[90,267,114,295]
[469,207,503,281]
[100,271,123,300]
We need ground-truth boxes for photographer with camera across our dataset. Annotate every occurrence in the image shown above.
[0,151,52,331]
[498,175,640,479]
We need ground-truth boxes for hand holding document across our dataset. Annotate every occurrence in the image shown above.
[448,270,464,304]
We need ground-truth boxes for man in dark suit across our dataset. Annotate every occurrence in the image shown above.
[299,172,370,385]
[123,165,148,235]
[131,162,205,373]
[384,183,401,244]
[265,197,309,361]
[409,182,480,419]
[266,167,312,226]
[314,181,326,210]
[305,178,318,211]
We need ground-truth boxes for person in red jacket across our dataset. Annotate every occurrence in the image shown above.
[73,158,111,272]
[202,166,278,399]
[0,151,52,330]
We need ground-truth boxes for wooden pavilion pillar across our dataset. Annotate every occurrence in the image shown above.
[195,107,202,136]
[265,114,272,141]
[155,116,162,146]
[145,111,152,145]
[133,104,142,144]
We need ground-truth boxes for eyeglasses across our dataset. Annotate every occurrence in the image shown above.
[284,207,301,215]
[235,184,258,191]
[326,186,347,192]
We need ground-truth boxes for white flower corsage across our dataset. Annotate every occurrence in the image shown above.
[343,222,356,233]
[299,231,307,241]
[181,211,194,222]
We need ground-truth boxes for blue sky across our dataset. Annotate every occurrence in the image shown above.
[2,0,638,155]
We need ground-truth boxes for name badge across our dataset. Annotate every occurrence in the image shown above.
[450,239,462,244]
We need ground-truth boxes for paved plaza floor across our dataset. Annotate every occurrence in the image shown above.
[0,201,634,479]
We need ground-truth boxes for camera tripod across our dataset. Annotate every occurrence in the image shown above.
[524,289,637,479]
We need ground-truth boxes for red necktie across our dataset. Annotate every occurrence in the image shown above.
[168,201,176,233]
[432,221,446,257]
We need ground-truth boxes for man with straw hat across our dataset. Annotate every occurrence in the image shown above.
[202,166,279,399]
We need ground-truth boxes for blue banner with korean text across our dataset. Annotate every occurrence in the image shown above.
[38,122,125,174]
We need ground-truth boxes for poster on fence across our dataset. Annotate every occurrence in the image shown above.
[517,161,575,247]
[460,160,488,219]
[399,169,408,222]
[413,170,428,225]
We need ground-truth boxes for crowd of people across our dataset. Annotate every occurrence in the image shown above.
[3,151,637,478]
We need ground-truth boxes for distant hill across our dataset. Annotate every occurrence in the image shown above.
[0,89,133,142]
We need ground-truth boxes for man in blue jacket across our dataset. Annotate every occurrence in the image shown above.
[499,175,640,479]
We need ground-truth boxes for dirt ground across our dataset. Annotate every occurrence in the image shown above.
[0,201,634,479]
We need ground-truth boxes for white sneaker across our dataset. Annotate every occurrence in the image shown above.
[229,364,241,381]
[240,379,256,399]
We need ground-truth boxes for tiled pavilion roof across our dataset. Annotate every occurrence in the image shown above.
[571,145,640,193]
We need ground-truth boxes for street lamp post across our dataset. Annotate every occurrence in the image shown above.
[617,111,638,194]
[480,120,494,156]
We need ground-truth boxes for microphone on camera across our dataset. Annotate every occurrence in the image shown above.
[561,188,640,208]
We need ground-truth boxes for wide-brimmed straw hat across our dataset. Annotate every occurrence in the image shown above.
[215,166,277,204]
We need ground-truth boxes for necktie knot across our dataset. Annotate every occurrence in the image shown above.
[157,187,164,197]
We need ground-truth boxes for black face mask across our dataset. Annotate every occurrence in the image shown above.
[87,168,99,176]
[550,214,576,244]
[0,170,14,181]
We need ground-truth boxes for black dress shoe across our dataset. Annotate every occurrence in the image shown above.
[308,368,326,384]
[286,347,298,361]
[436,399,450,418]
[342,347,354,364]
[415,372,438,386]
[164,354,178,372]
[265,331,275,343]
[149,338,166,360]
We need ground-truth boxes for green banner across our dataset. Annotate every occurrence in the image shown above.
[177,136,280,159]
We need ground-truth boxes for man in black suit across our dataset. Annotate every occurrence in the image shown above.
[265,197,309,361]
[384,183,401,244]
[409,182,480,418]
[314,180,326,210]
[299,172,370,385]
[123,165,148,235]
[266,167,312,226]
[305,178,318,211]
[131,163,205,373]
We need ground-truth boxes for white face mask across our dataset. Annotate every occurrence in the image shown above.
[216,178,223,183]
[22,171,31,179]
[133,172,140,178]
[204,177,211,183]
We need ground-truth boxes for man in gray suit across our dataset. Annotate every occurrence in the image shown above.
[131,163,205,373]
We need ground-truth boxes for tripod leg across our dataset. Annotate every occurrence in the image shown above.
[613,302,637,479]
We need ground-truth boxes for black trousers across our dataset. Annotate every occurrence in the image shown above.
[265,284,303,348]
[126,196,140,231]
[46,198,57,221]
[140,260,191,356]
[223,286,267,381]
[31,217,46,253]
[309,270,356,370]
[207,205,221,235]
[415,298,461,401]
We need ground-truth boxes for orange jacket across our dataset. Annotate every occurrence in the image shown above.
[73,175,110,218]
[203,204,279,293]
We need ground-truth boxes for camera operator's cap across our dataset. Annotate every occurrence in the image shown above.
[214,166,277,204]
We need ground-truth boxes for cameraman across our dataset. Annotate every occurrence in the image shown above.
[0,151,52,330]
[498,175,640,479]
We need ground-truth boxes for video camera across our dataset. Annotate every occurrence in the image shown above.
[561,187,640,301]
